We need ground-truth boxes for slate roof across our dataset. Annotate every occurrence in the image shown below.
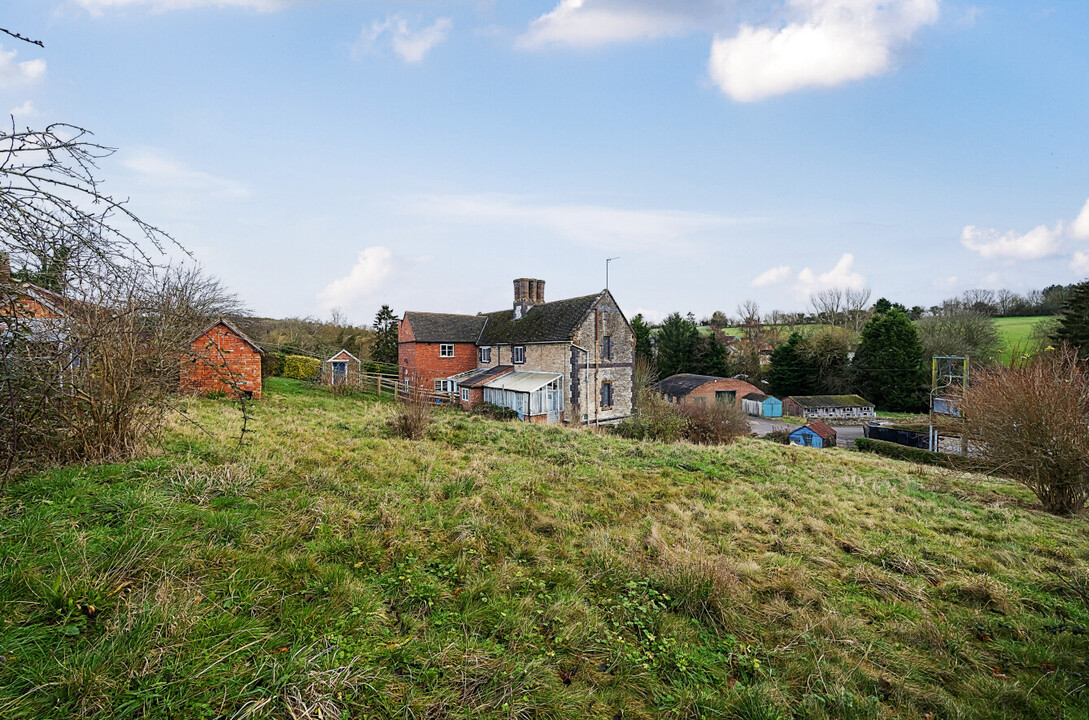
[476,293,601,345]
[403,312,487,343]
[452,365,515,388]
[787,394,874,409]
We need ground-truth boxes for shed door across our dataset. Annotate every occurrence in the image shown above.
[332,361,347,383]
[546,389,559,423]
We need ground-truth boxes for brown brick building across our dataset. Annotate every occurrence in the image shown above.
[654,374,763,409]
[181,319,264,399]
[400,278,634,424]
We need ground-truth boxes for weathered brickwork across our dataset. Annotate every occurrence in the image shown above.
[181,324,263,399]
[669,378,761,409]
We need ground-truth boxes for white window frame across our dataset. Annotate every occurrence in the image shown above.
[479,346,491,363]
[434,379,458,393]
[461,388,470,401]
[440,344,455,358]
[512,346,526,364]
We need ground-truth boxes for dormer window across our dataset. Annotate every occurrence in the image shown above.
[440,344,454,358]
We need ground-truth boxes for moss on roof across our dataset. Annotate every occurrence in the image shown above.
[403,312,487,343]
[787,394,874,408]
[477,293,601,345]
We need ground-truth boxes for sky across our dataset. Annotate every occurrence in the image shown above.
[2,0,1088,325]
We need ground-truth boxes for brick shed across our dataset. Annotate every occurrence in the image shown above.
[654,374,762,409]
[181,319,264,399]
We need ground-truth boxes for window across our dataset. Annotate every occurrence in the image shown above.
[461,388,470,402]
[602,335,612,360]
[434,379,458,393]
[440,344,454,358]
[512,346,526,364]
[601,381,613,408]
[479,346,491,363]
[715,390,736,404]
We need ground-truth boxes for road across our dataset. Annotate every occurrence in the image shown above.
[748,417,864,448]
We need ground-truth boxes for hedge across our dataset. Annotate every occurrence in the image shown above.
[262,351,286,378]
[854,437,986,473]
[281,354,321,381]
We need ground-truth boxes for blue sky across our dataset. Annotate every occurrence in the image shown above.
[3,0,1087,324]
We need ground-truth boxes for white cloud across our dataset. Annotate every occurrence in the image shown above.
[517,0,716,49]
[960,223,1062,260]
[632,307,667,324]
[318,247,393,311]
[9,100,36,118]
[1072,197,1089,240]
[1072,251,1089,276]
[409,193,756,253]
[123,149,250,198]
[0,45,46,89]
[750,264,792,287]
[354,15,453,64]
[709,0,940,102]
[71,0,289,14]
[796,252,865,295]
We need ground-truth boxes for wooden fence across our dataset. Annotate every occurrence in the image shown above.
[329,369,458,405]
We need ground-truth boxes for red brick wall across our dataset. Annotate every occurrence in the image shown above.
[399,340,478,390]
[459,387,484,410]
[8,295,63,320]
[181,324,263,399]
[671,378,761,409]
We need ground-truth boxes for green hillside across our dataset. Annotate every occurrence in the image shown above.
[1,379,1087,719]
[994,316,1057,364]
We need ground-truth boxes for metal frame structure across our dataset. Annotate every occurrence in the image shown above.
[929,356,969,452]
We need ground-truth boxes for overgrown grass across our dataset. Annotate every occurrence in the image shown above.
[1,377,1087,719]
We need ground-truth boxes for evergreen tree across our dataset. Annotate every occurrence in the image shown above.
[370,304,399,365]
[655,312,700,378]
[630,313,654,366]
[853,308,927,411]
[691,332,730,377]
[768,332,816,397]
[1052,279,1089,360]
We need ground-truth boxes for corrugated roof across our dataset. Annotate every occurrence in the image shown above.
[403,312,487,343]
[483,371,561,393]
[452,365,515,388]
[804,420,837,440]
[477,293,601,345]
[787,394,874,409]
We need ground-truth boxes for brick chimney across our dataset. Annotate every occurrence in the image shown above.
[513,277,546,320]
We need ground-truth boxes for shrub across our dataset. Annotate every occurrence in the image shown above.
[615,393,687,442]
[281,354,321,381]
[470,402,519,421]
[763,430,791,445]
[261,350,285,378]
[960,345,1089,514]
[389,382,431,440]
[675,400,751,445]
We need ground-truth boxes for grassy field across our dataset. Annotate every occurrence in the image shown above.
[2,378,1088,719]
[994,316,1057,364]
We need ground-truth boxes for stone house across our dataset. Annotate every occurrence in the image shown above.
[653,374,762,410]
[399,278,634,424]
[181,319,264,399]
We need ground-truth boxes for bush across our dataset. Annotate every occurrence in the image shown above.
[763,430,791,445]
[281,354,321,381]
[616,395,750,446]
[675,400,751,445]
[960,346,1089,514]
[470,402,519,421]
[389,383,432,440]
[854,437,983,472]
[261,351,285,378]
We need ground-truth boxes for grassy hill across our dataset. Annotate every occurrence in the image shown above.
[2,379,1087,719]
[994,316,1057,364]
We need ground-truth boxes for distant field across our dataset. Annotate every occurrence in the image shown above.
[994,316,1057,364]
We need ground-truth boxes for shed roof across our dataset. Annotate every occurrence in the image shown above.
[483,371,561,393]
[786,394,873,409]
[402,312,487,343]
[477,293,602,345]
[326,349,361,363]
[744,392,772,402]
[654,374,761,398]
[190,318,264,354]
[791,420,837,441]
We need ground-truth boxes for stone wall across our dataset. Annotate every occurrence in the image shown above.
[571,293,634,424]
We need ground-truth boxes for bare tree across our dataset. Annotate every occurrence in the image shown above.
[844,287,872,333]
[959,346,1089,514]
[809,288,845,328]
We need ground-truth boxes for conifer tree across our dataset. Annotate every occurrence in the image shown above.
[370,305,399,365]
[853,308,927,411]
[655,312,700,378]
[1052,279,1089,360]
[768,332,815,397]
